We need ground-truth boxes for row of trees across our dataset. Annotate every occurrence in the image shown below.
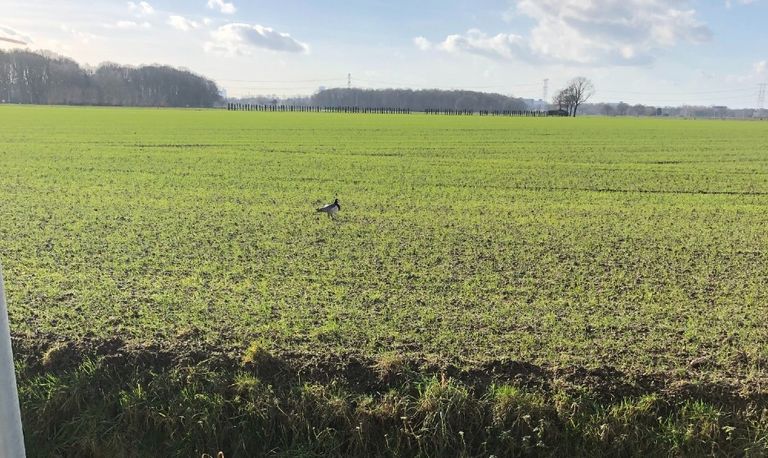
[233,89,528,112]
[299,88,527,112]
[0,50,221,107]
[582,102,660,117]
[227,103,412,114]
[573,101,762,119]
[231,82,590,116]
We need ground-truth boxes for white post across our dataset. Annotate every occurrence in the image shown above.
[0,265,26,457]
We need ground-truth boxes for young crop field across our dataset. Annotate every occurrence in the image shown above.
[1,105,768,456]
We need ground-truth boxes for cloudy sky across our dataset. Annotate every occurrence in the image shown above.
[1,0,767,107]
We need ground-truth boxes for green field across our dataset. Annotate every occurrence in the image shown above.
[2,105,768,456]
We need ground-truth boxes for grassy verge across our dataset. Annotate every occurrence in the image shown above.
[14,335,768,457]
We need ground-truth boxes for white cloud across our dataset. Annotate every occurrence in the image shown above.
[755,60,767,75]
[427,0,712,66]
[205,23,308,55]
[0,25,31,47]
[207,0,236,14]
[128,1,154,16]
[112,20,151,29]
[439,29,533,61]
[167,15,200,31]
[413,36,432,51]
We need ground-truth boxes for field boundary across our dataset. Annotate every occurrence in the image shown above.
[13,332,768,457]
[13,332,766,405]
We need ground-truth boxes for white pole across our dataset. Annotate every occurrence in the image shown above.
[0,265,26,457]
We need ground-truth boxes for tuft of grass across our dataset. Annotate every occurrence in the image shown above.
[373,352,409,381]
[41,342,78,370]
[241,341,273,368]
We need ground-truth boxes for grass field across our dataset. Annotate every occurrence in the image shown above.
[1,105,768,456]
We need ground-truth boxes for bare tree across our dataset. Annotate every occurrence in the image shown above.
[562,77,595,117]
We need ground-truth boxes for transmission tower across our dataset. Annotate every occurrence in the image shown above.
[755,83,767,118]
[347,73,351,90]
[542,78,549,105]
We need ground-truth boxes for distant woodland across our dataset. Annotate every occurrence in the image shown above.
[238,88,530,112]
[0,49,221,107]
[311,88,529,111]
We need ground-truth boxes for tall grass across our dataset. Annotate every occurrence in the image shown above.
[17,356,768,457]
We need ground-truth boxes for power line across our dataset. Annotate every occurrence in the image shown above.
[600,88,755,96]
[217,78,345,85]
[227,87,334,92]
[215,74,755,96]
[354,78,541,89]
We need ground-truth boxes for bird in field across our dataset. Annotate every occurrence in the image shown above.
[316,198,341,219]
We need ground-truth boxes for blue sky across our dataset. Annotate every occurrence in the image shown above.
[1,0,767,107]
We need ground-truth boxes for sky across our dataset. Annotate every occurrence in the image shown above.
[1,0,767,107]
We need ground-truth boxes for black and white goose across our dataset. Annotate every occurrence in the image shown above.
[316,198,341,218]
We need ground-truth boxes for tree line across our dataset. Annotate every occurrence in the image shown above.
[227,103,412,114]
[3,51,756,119]
[312,88,529,112]
[578,102,763,119]
[234,88,530,113]
[0,49,221,107]
[226,103,564,117]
